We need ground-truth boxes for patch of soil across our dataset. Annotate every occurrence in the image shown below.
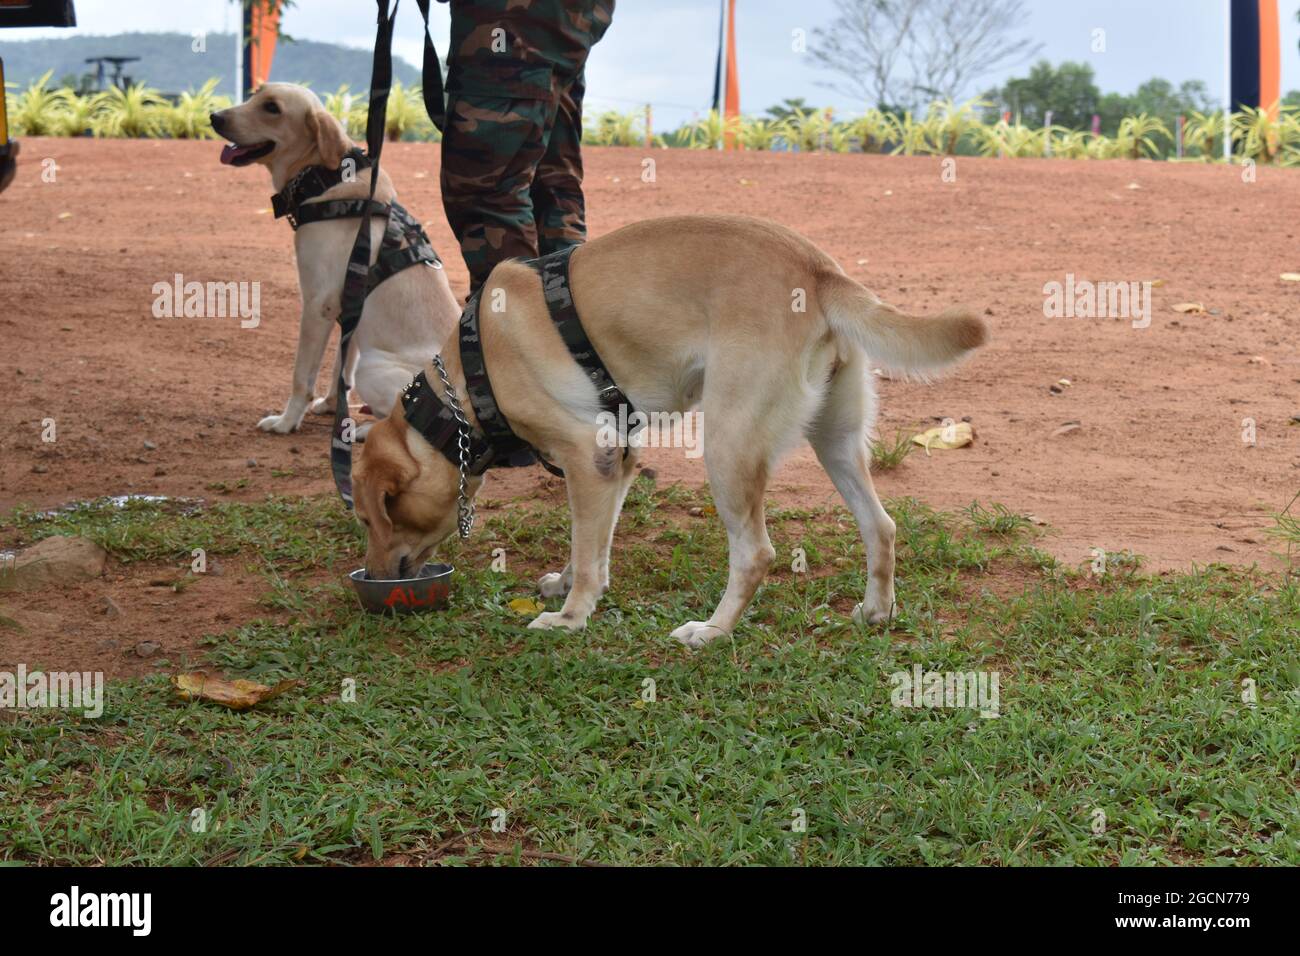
[0,557,277,679]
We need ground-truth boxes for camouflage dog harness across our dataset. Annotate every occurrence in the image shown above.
[271,146,442,289]
[401,244,634,478]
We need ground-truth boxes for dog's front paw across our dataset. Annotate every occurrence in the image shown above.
[671,620,728,649]
[257,413,300,434]
[538,571,571,598]
[527,610,586,632]
[308,396,335,416]
[852,599,896,626]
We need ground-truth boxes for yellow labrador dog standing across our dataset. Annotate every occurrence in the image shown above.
[354,215,986,646]
[211,84,460,434]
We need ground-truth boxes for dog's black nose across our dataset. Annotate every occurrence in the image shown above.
[209,111,227,134]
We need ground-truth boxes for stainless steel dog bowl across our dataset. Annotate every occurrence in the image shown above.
[349,563,453,614]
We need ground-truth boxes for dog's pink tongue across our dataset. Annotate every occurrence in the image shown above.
[219,143,245,165]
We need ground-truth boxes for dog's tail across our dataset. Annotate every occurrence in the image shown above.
[817,270,987,375]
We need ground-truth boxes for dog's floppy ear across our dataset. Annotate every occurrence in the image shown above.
[356,468,395,552]
[354,417,418,554]
[307,107,352,169]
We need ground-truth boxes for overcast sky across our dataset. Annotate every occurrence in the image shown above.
[7,1,1299,128]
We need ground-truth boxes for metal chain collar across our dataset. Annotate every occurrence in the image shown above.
[279,165,312,228]
[431,354,475,538]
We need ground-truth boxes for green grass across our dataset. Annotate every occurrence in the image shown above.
[2,486,1298,865]
[965,501,1032,537]
[1268,490,1300,562]
[870,428,915,472]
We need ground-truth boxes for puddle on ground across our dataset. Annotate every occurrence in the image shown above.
[37,495,205,519]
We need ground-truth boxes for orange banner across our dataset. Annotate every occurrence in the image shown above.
[723,0,740,150]
[248,0,281,90]
[1258,0,1280,117]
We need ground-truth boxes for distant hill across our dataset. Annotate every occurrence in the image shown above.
[0,32,421,95]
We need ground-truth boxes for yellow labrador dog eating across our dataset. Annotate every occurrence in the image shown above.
[353,215,986,646]
[211,83,459,434]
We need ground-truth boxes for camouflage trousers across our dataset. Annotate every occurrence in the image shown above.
[441,70,589,294]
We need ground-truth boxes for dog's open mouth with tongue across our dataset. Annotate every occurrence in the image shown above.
[219,140,275,166]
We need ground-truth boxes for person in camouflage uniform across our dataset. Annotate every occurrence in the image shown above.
[439,0,614,294]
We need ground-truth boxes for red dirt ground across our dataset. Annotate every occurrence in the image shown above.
[2,138,1298,673]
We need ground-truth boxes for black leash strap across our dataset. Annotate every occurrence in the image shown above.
[415,0,447,133]
[329,0,447,507]
[329,0,400,508]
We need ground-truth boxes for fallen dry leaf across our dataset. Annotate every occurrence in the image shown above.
[508,597,545,615]
[172,672,299,710]
[912,421,974,454]
[1171,302,1206,314]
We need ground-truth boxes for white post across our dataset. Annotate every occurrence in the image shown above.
[1222,0,1231,163]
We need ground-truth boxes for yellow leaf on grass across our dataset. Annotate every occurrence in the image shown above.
[508,597,545,615]
[172,672,298,710]
[911,421,974,455]
[1171,302,1206,314]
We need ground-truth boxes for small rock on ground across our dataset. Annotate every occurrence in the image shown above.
[5,536,107,590]
[97,595,124,618]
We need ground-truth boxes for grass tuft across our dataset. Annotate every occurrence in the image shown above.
[870,428,915,472]
[965,501,1033,537]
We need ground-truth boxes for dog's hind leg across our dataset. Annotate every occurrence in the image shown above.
[672,364,802,647]
[671,444,776,648]
[805,357,896,625]
[538,563,573,598]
